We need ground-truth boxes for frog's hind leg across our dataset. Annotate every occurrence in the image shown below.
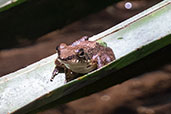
[96,55,110,69]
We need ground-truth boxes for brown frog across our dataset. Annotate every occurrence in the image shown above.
[51,36,115,82]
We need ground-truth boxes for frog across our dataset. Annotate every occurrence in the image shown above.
[50,36,115,82]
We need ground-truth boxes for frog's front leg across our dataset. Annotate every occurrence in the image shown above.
[65,68,80,82]
[50,59,65,81]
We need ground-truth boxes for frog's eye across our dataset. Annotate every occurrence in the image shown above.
[77,48,84,57]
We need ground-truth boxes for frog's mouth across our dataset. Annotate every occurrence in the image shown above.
[58,55,96,74]
[60,59,97,74]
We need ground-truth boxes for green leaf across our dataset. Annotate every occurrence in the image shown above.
[0,0,26,12]
[96,40,108,47]
[0,1,171,114]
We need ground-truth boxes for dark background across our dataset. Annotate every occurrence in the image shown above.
[1,0,171,114]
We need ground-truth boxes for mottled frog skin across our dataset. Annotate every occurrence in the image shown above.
[51,36,115,81]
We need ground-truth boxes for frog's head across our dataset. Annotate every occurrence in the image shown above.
[56,42,97,73]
